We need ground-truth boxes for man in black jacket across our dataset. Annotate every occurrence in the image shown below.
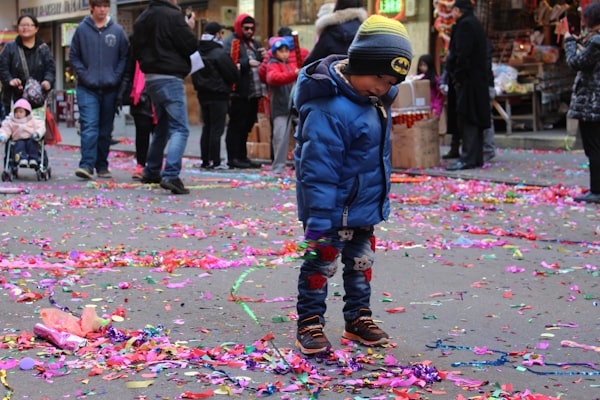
[445,0,491,171]
[192,22,240,170]
[223,13,265,169]
[132,0,197,194]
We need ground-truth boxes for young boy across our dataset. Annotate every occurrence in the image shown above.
[0,98,45,168]
[266,38,299,175]
[293,15,412,355]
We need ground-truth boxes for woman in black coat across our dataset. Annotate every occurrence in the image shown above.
[565,3,600,203]
[302,0,368,65]
[0,15,55,118]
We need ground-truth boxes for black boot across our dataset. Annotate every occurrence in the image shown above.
[442,143,460,159]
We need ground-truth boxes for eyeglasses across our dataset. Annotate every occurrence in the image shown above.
[18,24,36,28]
[242,26,255,31]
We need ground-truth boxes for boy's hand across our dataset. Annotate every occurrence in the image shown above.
[0,136,4,143]
[34,132,41,141]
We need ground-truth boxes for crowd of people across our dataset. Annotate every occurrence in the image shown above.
[0,0,598,360]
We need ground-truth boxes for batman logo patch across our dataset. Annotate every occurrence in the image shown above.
[391,57,410,76]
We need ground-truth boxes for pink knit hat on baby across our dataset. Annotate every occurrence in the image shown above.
[13,98,32,115]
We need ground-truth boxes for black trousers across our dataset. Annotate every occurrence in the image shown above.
[457,113,484,167]
[200,100,228,166]
[132,113,153,167]
[226,96,259,161]
[579,120,600,194]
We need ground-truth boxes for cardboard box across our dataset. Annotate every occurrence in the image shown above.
[247,142,271,160]
[248,123,259,142]
[392,79,431,115]
[391,118,440,169]
[257,115,271,143]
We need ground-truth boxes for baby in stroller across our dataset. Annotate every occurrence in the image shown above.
[0,98,45,167]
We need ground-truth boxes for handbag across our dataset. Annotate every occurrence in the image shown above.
[17,47,47,108]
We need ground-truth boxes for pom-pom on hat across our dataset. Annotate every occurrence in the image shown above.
[345,15,412,84]
[454,0,473,11]
[271,38,290,54]
[204,21,225,35]
[13,98,32,115]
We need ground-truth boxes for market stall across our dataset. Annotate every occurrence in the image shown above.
[478,0,577,133]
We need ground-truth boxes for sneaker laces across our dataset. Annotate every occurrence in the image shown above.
[299,322,325,337]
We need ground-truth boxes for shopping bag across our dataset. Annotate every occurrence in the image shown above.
[45,107,62,144]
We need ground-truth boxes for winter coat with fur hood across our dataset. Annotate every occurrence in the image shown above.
[302,7,368,65]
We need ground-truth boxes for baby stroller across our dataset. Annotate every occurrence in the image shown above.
[1,103,52,182]
[2,135,51,181]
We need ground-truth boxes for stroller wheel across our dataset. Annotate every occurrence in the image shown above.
[1,171,10,182]
[46,167,52,180]
[36,170,42,181]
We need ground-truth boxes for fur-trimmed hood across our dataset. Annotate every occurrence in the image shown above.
[314,7,368,35]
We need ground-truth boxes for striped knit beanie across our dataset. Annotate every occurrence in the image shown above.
[345,15,412,84]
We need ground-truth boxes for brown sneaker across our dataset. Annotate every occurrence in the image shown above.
[296,316,331,355]
[343,309,389,346]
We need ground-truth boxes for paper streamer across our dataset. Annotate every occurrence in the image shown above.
[230,265,320,399]
[0,370,13,400]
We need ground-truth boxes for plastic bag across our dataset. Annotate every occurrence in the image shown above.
[39,307,107,337]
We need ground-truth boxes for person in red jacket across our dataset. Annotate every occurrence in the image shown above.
[266,39,300,175]
[259,26,309,84]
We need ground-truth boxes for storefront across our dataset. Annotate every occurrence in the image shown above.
[266,0,432,73]
[474,0,577,132]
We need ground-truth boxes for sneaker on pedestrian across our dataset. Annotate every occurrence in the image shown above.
[18,156,28,168]
[296,315,331,355]
[132,164,144,180]
[342,309,389,346]
[574,191,600,204]
[140,174,162,184]
[28,159,38,168]
[160,177,190,195]
[75,167,94,180]
[97,169,112,179]
[213,164,229,170]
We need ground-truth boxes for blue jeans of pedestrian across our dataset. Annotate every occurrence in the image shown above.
[144,77,190,180]
[76,86,117,172]
[297,226,375,325]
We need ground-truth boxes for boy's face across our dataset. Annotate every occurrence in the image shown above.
[275,47,290,61]
[91,3,110,20]
[348,74,399,98]
[14,108,26,119]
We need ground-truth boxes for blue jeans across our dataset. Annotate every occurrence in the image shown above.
[297,226,375,325]
[76,86,117,172]
[144,77,190,180]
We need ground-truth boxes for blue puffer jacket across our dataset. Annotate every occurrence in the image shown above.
[293,55,396,232]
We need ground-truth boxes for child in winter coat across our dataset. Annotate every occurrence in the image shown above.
[0,98,45,168]
[266,38,299,175]
[293,15,412,355]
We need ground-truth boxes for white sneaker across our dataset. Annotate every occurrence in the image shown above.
[19,159,28,168]
[28,159,38,168]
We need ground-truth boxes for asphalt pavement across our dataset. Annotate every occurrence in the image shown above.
[0,117,598,400]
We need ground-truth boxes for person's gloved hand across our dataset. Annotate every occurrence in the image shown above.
[440,84,448,96]
[488,87,496,100]
[114,98,122,116]
[0,136,5,143]
[301,230,339,261]
[33,132,41,141]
